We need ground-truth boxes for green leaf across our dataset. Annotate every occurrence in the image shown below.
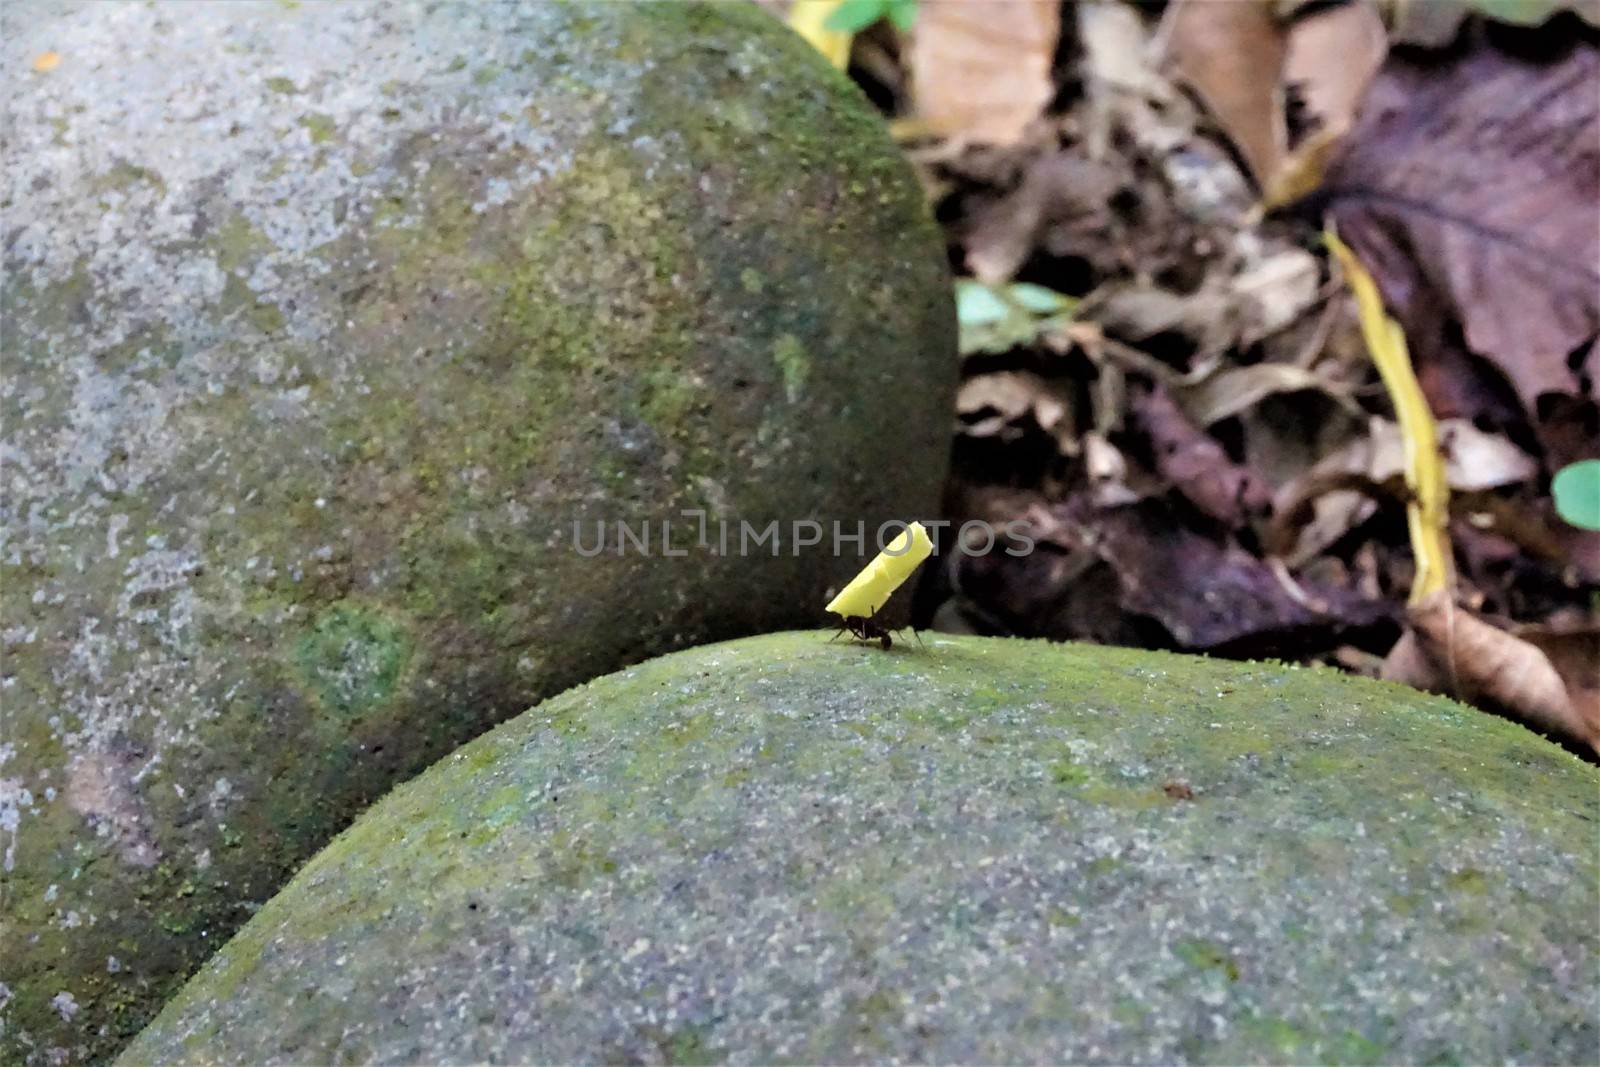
[1006,282,1075,314]
[1465,0,1568,26]
[956,278,1079,357]
[886,0,919,31]
[824,0,889,33]
[955,279,1011,327]
[1553,460,1600,531]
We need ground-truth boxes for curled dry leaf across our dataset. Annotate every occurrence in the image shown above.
[1087,241,1320,373]
[1085,498,1391,653]
[956,370,1079,453]
[1163,0,1385,191]
[1280,1,1387,145]
[1162,0,1288,187]
[1383,592,1600,753]
[1271,416,1541,563]
[1090,282,1235,364]
[909,0,1061,146]
[1076,0,1170,159]
[1179,361,1356,428]
[1229,246,1322,345]
[1516,624,1600,744]
[1309,417,1538,494]
[963,154,1128,283]
[1131,383,1272,528]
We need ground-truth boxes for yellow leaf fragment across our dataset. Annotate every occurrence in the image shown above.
[788,0,854,70]
[1326,229,1453,604]
[33,51,61,73]
[826,521,935,618]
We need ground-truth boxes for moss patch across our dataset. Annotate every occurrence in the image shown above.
[124,634,1599,1065]
[291,602,412,719]
[1,2,954,1061]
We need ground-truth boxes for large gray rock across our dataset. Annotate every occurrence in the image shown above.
[0,3,954,1060]
[123,634,1598,1065]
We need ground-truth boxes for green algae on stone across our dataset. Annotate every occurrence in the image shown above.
[123,634,1599,1065]
[0,3,955,1062]
[291,603,412,720]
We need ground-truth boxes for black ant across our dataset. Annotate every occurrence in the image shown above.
[828,605,923,651]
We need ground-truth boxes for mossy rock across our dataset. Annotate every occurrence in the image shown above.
[0,3,953,1060]
[122,634,1598,1065]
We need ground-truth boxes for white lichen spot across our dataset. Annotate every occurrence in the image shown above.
[0,778,36,872]
[106,513,129,559]
[208,777,234,815]
[50,991,79,1022]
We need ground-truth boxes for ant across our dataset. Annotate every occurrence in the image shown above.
[828,605,924,651]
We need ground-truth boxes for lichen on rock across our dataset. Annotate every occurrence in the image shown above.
[124,634,1599,1065]
[0,2,954,1060]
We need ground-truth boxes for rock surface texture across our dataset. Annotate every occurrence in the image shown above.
[124,634,1599,1065]
[0,3,954,1060]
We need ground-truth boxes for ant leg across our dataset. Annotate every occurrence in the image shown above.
[909,627,926,651]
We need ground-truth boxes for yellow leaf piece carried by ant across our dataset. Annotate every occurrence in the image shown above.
[32,51,61,73]
[1326,228,1453,604]
[826,521,934,618]
[787,0,854,70]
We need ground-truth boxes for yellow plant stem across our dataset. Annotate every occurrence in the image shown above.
[1326,228,1453,604]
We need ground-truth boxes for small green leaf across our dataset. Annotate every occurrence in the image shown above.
[955,279,1011,327]
[1007,282,1075,315]
[1553,459,1600,530]
[1464,0,1568,26]
[886,0,919,31]
[824,0,889,33]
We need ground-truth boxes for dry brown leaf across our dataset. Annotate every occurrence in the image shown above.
[1322,32,1599,435]
[1132,383,1272,527]
[957,371,1079,452]
[1518,624,1600,743]
[1269,417,1538,563]
[1230,247,1322,344]
[1090,282,1236,361]
[1089,244,1320,372]
[1077,1,1170,160]
[1082,497,1391,653]
[1282,1,1387,145]
[1162,0,1288,187]
[909,0,1060,146]
[1179,362,1357,428]
[1167,0,1385,200]
[1383,591,1599,753]
[1305,417,1536,494]
[963,154,1126,284]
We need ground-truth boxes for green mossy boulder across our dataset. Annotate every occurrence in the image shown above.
[0,3,953,1060]
[124,634,1598,1065]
